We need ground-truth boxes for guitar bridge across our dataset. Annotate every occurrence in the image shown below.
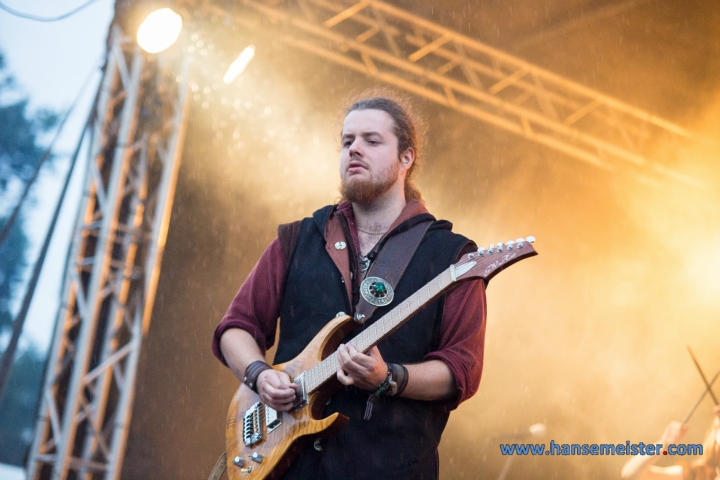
[243,402,263,446]
[242,402,283,447]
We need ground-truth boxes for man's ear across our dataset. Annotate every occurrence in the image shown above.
[400,148,415,169]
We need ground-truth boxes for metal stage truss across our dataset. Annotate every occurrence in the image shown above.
[26,30,190,479]
[26,1,701,479]
[201,0,701,187]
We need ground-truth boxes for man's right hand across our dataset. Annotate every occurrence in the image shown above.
[659,421,688,446]
[257,369,298,412]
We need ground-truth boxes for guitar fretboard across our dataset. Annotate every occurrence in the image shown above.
[303,266,456,393]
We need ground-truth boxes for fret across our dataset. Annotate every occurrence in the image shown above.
[364,325,374,349]
[312,271,447,392]
[310,269,458,393]
[330,352,338,374]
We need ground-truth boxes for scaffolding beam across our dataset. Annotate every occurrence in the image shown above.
[26,29,191,480]
[204,0,700,186]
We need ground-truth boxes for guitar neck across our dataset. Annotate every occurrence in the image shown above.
[304,266,457,393]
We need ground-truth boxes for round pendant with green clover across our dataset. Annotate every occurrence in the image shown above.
[360,277,394,307]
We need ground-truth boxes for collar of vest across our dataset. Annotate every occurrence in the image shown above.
[311,204,453,242]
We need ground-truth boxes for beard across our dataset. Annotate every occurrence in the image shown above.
[340,159,400,205]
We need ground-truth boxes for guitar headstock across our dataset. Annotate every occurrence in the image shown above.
[452,236,537,283]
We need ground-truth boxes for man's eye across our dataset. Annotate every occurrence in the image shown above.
[343,141,352,147]
[367,140,379,145]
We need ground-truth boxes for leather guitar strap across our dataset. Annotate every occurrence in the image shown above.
[208,452,226,480]
[211,220,432,475]
[353,219,433,324]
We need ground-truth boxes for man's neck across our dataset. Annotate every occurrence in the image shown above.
[352,187,406,235]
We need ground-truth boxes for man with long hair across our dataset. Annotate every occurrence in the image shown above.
[212,92,487,479]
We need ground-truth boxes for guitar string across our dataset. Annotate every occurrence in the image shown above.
[308,267,453,390]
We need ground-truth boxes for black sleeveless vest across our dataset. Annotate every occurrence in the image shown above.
[276,205,471,480]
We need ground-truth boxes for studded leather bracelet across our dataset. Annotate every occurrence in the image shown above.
[243,360,272,394]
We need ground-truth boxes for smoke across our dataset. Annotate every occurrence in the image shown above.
[122,5,720,479]
[436,92,720,479]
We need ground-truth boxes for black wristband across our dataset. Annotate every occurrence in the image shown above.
[243,360,272,394]
[397,364,408,396]
[387,363,408,397]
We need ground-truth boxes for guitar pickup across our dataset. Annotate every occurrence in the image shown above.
[291,373,308,411]
[265,406,281,432]
[243,402,263,446]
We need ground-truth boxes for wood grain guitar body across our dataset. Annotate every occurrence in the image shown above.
[225,314,354,480]
[224,237,538,479]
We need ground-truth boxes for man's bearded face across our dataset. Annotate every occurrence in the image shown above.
[339,109,402,205]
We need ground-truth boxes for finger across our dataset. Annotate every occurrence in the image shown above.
[338,356,369,379]
[367,346,384,362]
[260,394,295,412]
[337,346,367,377]
[263,371,297,390]
[337,368,354,386]
[345,344,375,369]
[337,344,351,366]
[264,383,298,401]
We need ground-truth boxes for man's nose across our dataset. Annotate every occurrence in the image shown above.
[348,138,363,156]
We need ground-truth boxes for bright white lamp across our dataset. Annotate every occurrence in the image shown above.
[137,8,183,54]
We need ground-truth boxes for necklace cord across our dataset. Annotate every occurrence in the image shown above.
[356,227,387,235]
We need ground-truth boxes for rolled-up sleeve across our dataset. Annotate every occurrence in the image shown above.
[423,278,487,410]
[211,238,286,365]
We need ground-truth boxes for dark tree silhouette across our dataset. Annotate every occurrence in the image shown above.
[0,50,58,467]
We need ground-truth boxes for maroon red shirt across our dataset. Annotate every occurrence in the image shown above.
[212,200,487,409]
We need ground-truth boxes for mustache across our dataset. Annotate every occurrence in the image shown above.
[346,156,368,170]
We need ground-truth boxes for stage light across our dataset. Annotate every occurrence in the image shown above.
[137,8,183,54]
[223,46,256,84]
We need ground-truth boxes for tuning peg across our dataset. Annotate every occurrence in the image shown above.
[516,237,525,248]
[497,242,504,252]
[487,244,495,254]
[526,236,535,244]
[506,240,515,250]
[477,247,486,256]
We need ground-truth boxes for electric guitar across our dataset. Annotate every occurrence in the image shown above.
[225,237,538,479]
